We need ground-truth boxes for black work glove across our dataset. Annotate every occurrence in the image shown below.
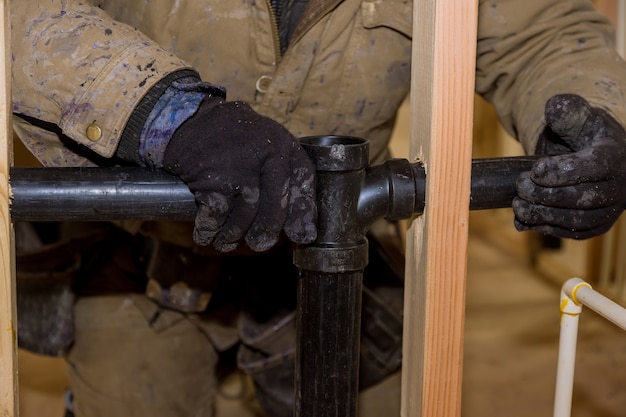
[162,97,317,252]
[513,94,626,239]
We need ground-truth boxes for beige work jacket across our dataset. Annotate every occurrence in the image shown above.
[12,0,626,167]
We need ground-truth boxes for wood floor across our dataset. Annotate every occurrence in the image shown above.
[17,225,626,417]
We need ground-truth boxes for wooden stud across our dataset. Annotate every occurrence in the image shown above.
[0,0,17,415]
[401,1,478,416]
[588,0,625,290]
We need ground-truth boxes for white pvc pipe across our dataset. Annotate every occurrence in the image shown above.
[553,277,626,417]
[553,282,584,417]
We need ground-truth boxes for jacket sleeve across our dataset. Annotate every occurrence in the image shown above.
[11,0,194,160]
[476,0,626,154]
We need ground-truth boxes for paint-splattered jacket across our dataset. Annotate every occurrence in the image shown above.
[12,0,626,168]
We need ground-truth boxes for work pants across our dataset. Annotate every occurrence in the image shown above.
[67,294,226,417]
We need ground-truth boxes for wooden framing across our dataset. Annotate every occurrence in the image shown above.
[592,0,626,300]
[0,0,480,415]
[401,1,478,416]
[0,0,16,416]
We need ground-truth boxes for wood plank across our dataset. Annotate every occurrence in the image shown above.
[587,0,623,289]
[0,0,17,415]
[593,0,619,27]
[400,1,478,416]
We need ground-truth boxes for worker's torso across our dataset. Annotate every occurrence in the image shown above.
[96,0,413,163]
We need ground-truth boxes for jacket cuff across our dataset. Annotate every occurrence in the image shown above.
[116,69,226,164]
[140,79,226,168]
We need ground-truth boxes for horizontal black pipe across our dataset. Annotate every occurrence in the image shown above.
[9,156,541,222]
[469,156,540,211]
[10,166,197,221]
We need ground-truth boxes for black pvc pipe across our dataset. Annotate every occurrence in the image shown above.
[296,269,363,417]
[294,136,370,417]
[9,156,540,222]
[10,166,197,221]
[469,156,541,211]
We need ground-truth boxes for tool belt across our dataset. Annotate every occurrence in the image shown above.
[16,220,405,414]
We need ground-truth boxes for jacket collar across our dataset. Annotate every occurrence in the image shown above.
[291,0,343,44]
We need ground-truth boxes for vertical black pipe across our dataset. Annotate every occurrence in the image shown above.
[295,269,363,417]
[294,136,370,417]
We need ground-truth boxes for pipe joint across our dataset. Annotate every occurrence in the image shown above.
[560,278,590,315]
[563,277,592,306]
[293,240,369,273]
[385,158,422,221]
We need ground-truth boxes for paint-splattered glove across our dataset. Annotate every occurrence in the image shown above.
[162,97,317,252]
[513,94,626,239]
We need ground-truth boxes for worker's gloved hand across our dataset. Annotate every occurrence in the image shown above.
[513,94,626,239]
[162,97,317,252]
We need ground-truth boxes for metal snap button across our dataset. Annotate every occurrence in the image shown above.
[86,122,102,142]
[255,75,272,93]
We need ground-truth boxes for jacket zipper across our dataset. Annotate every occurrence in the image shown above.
[265,0,283,64]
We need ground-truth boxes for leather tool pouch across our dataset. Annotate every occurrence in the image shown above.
[15,222,111,357]
[144,239,224,313]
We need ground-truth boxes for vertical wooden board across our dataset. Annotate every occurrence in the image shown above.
[593,0,619,26]
[0,0,17,415]
[589,0,624,291]
[401,1,477,417]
